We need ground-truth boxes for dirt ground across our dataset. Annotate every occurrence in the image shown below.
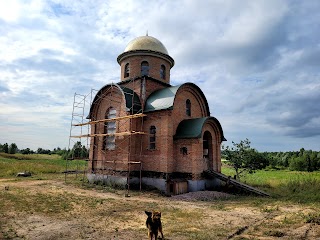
[0,178,320,240]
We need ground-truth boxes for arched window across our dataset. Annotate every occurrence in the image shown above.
[186,99,191,116]
[160,65,166,79]
[103,107,116,150]
[124,63,130,78]
[149,126,156,150]
[141,61,149,76]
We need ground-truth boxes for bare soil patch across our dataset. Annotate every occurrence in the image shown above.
[1,179,320,239]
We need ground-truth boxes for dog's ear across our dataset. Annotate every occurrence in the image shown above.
[159,212,161,217]
[145,211,152,217]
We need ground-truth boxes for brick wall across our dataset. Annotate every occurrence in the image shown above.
[120,78,170,109]
[171,84,209,131]
[119,55,171,84]
[89,51,223,180]
[89,87,130,172]
[138,111,173,173]
[89,83,223,178]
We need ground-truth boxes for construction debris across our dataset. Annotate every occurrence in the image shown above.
[16,171,32,177]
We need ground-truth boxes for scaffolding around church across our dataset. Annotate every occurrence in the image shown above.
[65,91,93,182]
[66,79,146,193]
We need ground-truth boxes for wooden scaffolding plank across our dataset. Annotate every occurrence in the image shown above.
[91,160,142,164]
[204,170,270,197]
[70,131,146,138]
[73,113,147,126]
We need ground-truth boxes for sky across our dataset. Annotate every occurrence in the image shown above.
[0,0,319,152]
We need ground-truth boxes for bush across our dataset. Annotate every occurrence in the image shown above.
[289,157,307,171]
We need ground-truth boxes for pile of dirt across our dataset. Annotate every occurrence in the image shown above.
[170,190,234,201]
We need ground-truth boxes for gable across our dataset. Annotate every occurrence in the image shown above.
[87,83,142,119]
[144,82,210,114]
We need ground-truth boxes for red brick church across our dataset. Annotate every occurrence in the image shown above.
[87,35,226,194]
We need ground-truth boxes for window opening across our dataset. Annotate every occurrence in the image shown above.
[203,131,211,158]
[160,65,166,79]
[169,183,174,193]
[180,147,188,155]
[103,108,116,150]
[149,126,156,150]
[203,131,213,170]
[124,63,130,78]
[141,61,149,76]
[186,99,191,116]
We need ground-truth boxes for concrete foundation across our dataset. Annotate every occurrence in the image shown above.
[87,173,222,194]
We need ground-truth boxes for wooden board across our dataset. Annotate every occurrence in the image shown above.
[73,113,147,126]
[70,131,146,138]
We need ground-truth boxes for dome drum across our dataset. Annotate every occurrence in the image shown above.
[117,49,174,68]
[117,36,174,68]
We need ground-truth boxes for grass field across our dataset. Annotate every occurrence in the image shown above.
[222,164,320,204]
[1,153,320,239]
[0,152,86,179]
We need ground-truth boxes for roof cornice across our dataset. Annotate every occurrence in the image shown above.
[117,50,175,68]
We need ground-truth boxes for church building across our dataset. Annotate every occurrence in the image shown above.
[87,35,226,194]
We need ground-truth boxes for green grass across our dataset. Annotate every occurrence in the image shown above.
[2,153,320,204]
[0,189,74,214]
[0,152,86,178]
[222,164,320,204]
[1,155,320,239]
[0,152,60,161]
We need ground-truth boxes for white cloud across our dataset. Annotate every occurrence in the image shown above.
[0,0,21,22]
[0,0,319,151]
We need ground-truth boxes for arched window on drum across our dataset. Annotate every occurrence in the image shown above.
[124,63,130,78]
[160,65,166,79]
[141,61,149,76]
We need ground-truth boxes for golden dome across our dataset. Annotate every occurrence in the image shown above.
[124,35,169,55]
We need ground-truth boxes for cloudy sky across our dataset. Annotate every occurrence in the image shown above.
[0,0,319,152]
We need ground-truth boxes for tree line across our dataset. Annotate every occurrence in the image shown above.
[0,142,89,160]
[265,148,320,172]
[1,140,319,175]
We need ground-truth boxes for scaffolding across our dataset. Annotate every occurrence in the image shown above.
[65,91,95,182]
[66,79,146,194]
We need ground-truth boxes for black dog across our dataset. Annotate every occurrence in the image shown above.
[145,211,164,239]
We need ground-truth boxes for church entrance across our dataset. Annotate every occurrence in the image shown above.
[203,131,213,170]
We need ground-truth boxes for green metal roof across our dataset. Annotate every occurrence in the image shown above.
[174,117,226,141]
[144,83,210,114]
[174,117,208,139]
[144,85,180,112]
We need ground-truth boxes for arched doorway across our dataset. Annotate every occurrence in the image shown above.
[203,131,213,170]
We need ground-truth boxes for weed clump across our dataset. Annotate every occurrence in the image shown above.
[275,177,320,204]
[264,230,285,237]
[305,213,320,225]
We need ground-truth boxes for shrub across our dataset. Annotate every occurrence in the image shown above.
[289,157,307,171]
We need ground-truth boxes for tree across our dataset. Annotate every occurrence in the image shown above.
[3,143,9,153]
[223,138,268,181]
[306,154,312,172]
[37,148,51,154]
[72,141,88,159]
[8,143,18,154]
[21,148,32,154]
[289,157,307,171]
